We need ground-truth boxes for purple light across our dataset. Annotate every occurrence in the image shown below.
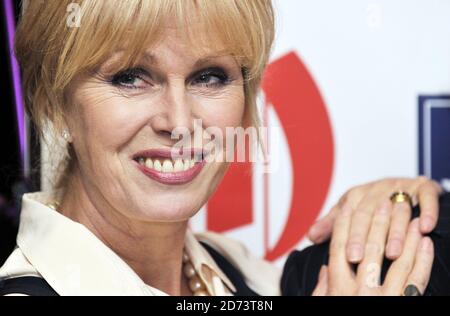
[3,0,26,173]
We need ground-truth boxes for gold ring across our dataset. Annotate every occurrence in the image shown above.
[390,191,413,207]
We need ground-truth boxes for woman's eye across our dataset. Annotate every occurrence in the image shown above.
[191,68,229,88]
[110,68,150,89]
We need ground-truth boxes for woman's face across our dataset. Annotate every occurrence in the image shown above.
[66,28,246,222]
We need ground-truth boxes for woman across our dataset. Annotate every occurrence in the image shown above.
[0,0,442,296]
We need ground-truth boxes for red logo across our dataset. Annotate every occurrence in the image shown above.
[205,51,334,261]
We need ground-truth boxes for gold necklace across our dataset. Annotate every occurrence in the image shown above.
[46,200,210,296]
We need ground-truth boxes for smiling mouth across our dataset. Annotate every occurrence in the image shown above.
[132,148,207,185]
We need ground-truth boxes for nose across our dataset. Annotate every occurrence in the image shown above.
[149,81,195,140]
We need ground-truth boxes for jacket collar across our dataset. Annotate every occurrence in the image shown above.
[17,191,235,295]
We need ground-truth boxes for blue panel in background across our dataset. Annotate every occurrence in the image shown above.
[418,95,450,191]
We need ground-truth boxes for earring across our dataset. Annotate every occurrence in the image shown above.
[62,130,71,142]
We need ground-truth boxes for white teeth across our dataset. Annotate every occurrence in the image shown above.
[173,159,184,172]
[183,159,190,171]
[140,157,198,173]
[145,158,153,169]
[162,159,173,173]
[154,159,162,172]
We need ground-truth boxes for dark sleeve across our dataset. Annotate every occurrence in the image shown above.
[281,193,450,296]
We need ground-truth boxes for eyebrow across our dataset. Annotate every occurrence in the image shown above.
[141,51,233,68]
[99,49,236,75]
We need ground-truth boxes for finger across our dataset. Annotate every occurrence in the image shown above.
[308,208,336,244]
[311,185,368,245]
[312,265,329,296]
[345,195,379,263]
[385,201,412,260]
[383,219,422,295]
[417,183,442,233]
[329,204,355,290]
[356,200,392,290]
[402,236,434,296]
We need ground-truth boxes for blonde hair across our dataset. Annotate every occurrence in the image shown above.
[15,0,275,189]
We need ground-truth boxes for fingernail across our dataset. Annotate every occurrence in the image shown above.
[387,239,402,258]
[348,244,363,262]
[420,216,434,232]
[308,223,320,237]
[309,220,322,236]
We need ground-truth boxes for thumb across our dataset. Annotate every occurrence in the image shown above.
[308,207,337,243]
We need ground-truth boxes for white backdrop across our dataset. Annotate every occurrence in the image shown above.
[190,0,450,266]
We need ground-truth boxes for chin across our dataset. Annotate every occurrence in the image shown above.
[130,190,208,223]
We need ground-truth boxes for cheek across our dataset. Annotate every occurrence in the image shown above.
[194,89,245,170]
[194,88,246,130]
[71,92,148,152]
